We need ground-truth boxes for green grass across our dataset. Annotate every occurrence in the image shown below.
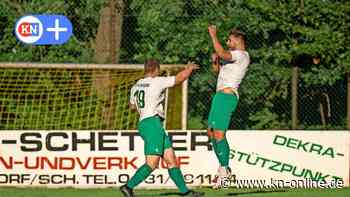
[0,187,349,197]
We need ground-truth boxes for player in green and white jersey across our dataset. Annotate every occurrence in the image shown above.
[207,25,250,189]
[120,59,204,197]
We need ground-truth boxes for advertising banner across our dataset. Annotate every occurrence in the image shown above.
[0,130,348,188]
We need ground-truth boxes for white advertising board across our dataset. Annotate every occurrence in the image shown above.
[0,130,348,188]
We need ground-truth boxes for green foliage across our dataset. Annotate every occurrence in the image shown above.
[129,0,349,129]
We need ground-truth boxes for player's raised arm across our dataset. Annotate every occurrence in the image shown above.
[208,25,232,61]
[175,62,200,85]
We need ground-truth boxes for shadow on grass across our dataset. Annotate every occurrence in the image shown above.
[137,192,183,196]
[159,192,183,196]
[228,189,287,196]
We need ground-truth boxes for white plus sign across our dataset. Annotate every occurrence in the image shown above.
[46,19,68,41]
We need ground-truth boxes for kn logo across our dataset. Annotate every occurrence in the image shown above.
[15,15,43,44]
[15,15,72,45]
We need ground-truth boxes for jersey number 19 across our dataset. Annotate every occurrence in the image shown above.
[134,90,145,108]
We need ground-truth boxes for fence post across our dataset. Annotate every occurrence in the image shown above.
[291,0,304,130]
[347,74,350,130]
[292,66,299,129]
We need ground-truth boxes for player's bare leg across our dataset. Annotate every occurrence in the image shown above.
[145,155,161,169]
[163,148,204,197]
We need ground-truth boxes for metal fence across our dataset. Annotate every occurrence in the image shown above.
[0,0,348,130]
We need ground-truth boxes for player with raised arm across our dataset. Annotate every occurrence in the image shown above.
[207,25,250,189]
[120,59,204,197]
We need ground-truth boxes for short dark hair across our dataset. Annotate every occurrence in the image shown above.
[230,29,247,46]
[144,58,160,73]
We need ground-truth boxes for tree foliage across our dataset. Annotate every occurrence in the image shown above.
[128,0,349,129]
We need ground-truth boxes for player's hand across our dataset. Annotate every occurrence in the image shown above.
[208,25,217,38]
[186,61,200,70]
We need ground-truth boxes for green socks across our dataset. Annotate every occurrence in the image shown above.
[211,138,230,167]
[127,164,190,194]
[210,138,219,156]
[216,138,230,166]
[127,164,153,189]
[168,167,189,194]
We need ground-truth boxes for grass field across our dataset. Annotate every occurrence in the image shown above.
[0,187,349,197]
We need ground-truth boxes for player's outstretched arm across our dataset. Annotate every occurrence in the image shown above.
[208,25,232,61]
[175,62,199,85]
